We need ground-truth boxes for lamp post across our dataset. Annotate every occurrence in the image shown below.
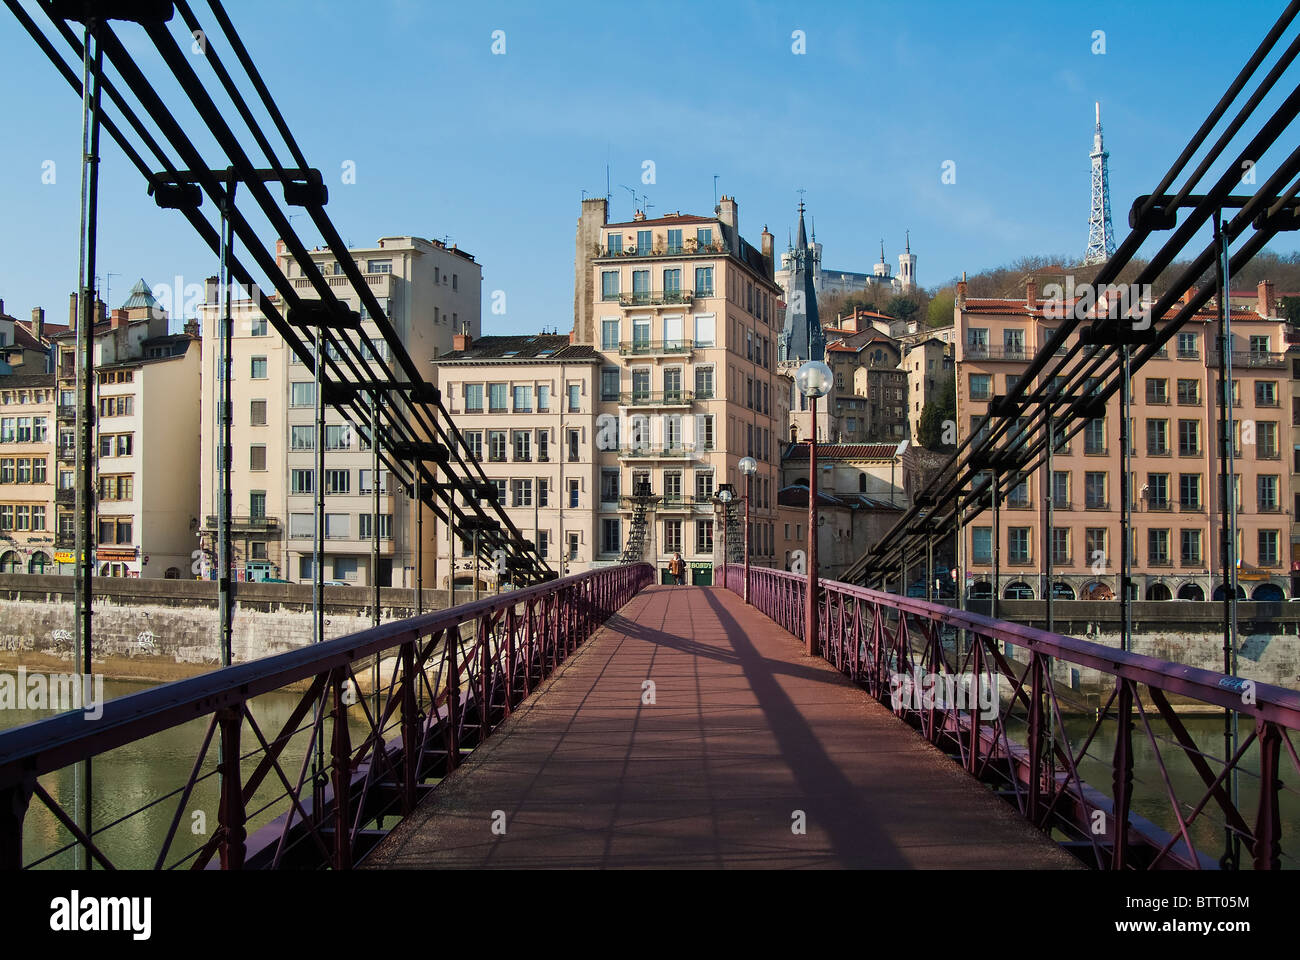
[796,360,832,656]
[739,456,757,603]
[715,484,735,588]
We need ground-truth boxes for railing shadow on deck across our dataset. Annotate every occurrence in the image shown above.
[725,564,1300,871]
[0,564,654,871]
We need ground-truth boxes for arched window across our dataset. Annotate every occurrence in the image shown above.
[28,552,51,575]
[1004,581,1034,600]
[1081,581,1114,601]
[1146,583,1172,601]
[0,551,20,574]
[1177,583,1205,601]
[164,566,181,579]
[1252,583,1285,602]
[968,580,992,599]
[1211,583,1247,601]
[1051,582,1075,600]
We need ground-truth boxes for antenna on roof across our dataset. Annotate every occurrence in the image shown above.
[713,174,719,208]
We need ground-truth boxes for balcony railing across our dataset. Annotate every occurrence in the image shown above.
[617,339,694,356]
[1207,350,1287,368]
[618,444,706,459]
[202,514,282,532]
[964,344,1030,361]
[618,391,696,407]
[56,405,76,420]
[617,289,696,307]
[597,242,730,259]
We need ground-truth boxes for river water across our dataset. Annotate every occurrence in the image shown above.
[2,674,1295,869]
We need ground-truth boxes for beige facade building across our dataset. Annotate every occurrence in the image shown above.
[197,235,481,587]
[432,334,601,587]
[51,282,201,579]
[573,196,784,584]
[0,373,56,573]
[902,336,954,440]
[955,278,1293,602]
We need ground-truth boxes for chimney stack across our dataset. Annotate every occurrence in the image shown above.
[96,299,107,324]
[761,224,774,279]
[452,332,472,352]
[717,195,738,232]
[30,307,44,342]
[205,275,219,304]
[69,292,79,331]
[956,272,967,309]
[110,308,127,330]
[1258,279,1275,318]
[1025,277,1037,309]
[0,299,5,317]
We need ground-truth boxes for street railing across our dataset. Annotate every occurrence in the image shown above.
[725,564,1300,870]
[0,563,653,870]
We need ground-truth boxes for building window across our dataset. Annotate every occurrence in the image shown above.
[1177,419,1200,456]
[694,267,714,297]
[250,400,267,426]
[695,470,714,501]
[488,431,507,462]
[1179,473,1201,510]
[602,271,620,301]
[323,469,349,494]
[1259,529,1279,566]
[464,383,484,413]
[1085,472,1107,509]
[1257,421,1279,458]
[1146,419,1169,455]
[601,318,620,350]
[512,430,531,462]
[1008,527,1030,564]
[324,513,350,539]
[465,431,483,460]
[601,367,620,401]
[1084,419,1105,454]
[569,477,580,508]
[359,469,388,494]
[367,259,392,274]
[568,384,581,412]
[511,479,533,507]
[969,373,992,401]
[325,424,350,450]
[1085,528,1107,565]
[606,233,623,255]
[596,518,619,554]
[291,469,313,494]
[568,429,580,462]
[358,514,393,540]
[666,229,683,254]
[600,469,620,503]
[1258,474,1279,511]
[513,385,533,413]
[249,444,267,471]
[663,519,683,553]
[696,519,713,554]
[1177,378,1200,405]
[488,383,508,413]
[1177,332,1199,359]
[1052,471,1069,508]
[1051,527,1069,565]
[1181,529,1202,566]
[1256,381,1278,407]
[1149,528,1170,565]
[250,356,268,379]
[971,527,992,565]
[290,382,314,407]
[1145,378,1168,404]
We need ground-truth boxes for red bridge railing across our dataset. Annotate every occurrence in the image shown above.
[0,563,653,870]
[726,564,1300,870]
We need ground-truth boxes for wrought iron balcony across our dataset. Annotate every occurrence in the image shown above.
[1207,350,1287,369]
[596,241,730,259]
[617,444,706,460]
[963,344,1030,361]
[617,339,694,357]
[618,390,696,407]
[617,290,696,307]
[202,514,282,532]
[56,405,76,420]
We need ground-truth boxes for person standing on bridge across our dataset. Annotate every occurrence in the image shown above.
[669,552,686,585]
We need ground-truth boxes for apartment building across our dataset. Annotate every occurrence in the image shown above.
[955,278,1292,602]
[432,333,600,586]
[50,282,200,579]
[0,301,60,374]
[902,336,953,440]
[0,373,55,573]
[573,196,784,583]
[197,235,481,586]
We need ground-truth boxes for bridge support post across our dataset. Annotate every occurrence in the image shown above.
[331,670,352,869]
[399,637,418,814]
[1253,719,1282,869]
[1027,652,1044,824]
[1111,679,1134,869]
[216,706,246,870]
[0,778,33,870]
[445,627,461,770]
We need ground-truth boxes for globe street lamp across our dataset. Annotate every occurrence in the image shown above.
[738,456,758,604]
[715,483,735,588]
[796,360,832,656]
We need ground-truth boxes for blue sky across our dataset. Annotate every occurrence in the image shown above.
[0,0,1295,335]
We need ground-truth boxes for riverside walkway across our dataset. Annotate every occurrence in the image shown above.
[365,585,1076,869]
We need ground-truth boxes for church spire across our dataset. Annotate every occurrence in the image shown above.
[779,199,825,363]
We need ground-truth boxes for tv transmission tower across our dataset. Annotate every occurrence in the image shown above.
[1085,101,1116,265]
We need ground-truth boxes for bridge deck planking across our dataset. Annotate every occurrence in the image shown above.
[363,585,1079,869]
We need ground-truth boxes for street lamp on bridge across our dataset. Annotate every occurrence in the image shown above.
[738,456,757,603]
[796,360,832,656]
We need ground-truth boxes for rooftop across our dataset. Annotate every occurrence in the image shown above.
[436,334,601,363]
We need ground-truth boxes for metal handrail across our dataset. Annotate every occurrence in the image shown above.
[0,563,654,870]
[727,565,1300,870]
